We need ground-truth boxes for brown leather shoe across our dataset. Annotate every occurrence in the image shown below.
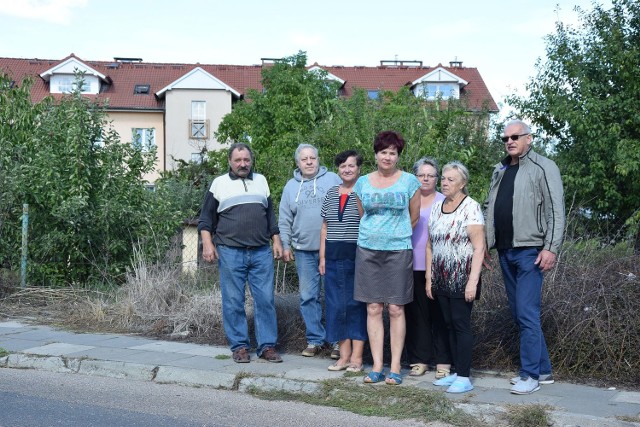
[259,346,282,363]
[232,347,250,363]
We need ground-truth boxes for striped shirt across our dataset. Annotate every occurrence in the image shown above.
[321,185,360,260]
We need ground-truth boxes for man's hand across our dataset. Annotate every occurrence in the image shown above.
[271,235,283,260]
[202,242,218,263]
[535,249,557,272]
[283,249,295,262]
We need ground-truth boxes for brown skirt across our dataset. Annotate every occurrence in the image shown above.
[354,246,414,305]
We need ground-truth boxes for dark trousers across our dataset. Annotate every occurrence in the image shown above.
[405,271,451,365]
[438,295,473,377]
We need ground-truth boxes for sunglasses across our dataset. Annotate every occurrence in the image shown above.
[501,133,529,143]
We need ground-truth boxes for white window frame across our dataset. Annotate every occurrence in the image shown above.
[132,128,156,151]
[190,101,209,139]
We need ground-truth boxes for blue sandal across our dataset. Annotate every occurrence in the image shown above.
[385,372,403,385]
[364,371,385,383]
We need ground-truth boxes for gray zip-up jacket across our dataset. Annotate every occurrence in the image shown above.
[278,166,341,252]
[484,148,565,254]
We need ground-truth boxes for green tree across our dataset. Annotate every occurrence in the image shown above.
[508,0,640,238]
[215,52,498,205]
[215,51,342,201]
[0,74,184,286]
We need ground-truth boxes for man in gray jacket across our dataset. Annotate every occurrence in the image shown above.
[484,119,565,395]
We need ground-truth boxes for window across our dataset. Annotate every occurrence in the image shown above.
[132,128,156,151]
[191,153,204,163]
[367,90,379,100]
[50,74,97,94]
[190,101,208,139]
[423,83,457,100]
[56,76,90,93]
[134,84,150,94]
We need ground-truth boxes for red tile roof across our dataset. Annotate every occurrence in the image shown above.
[0,55,497,112]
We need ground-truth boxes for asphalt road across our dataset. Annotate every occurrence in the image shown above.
[0,369,436,427]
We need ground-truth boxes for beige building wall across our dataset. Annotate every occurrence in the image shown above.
[164,89,232,170]
[108,111,164,183]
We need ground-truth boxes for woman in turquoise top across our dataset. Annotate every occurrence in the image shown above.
[353,130,421,385]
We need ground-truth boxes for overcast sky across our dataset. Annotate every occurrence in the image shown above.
[0,0,609,112]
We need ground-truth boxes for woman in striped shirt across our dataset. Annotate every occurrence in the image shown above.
[320,150,367,372]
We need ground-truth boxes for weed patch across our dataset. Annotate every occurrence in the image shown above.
[502,404,550,427]
[0,347,9,357]
[247,378,480,426]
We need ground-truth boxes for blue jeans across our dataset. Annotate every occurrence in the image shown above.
[499,248,552,380]
[325,258,367,342]
[294,250,326,345]
[217,245,278,356]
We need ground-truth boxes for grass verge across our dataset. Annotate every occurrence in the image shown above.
[502,404,550,427]
[247,378,482,426]
[0,347,9,357]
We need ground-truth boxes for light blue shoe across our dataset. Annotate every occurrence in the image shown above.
[433,373,457,386]
[446,377,474,393]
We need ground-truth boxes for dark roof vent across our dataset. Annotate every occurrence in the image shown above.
[114,57,143,63]
[106,62,120,69]
[134,84,151,94]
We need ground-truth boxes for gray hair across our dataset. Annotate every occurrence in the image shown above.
[228,142,254,162]
[442,161,470,195]
[412,156,439,175]
[504,119,531,135]
[294,143,319,162]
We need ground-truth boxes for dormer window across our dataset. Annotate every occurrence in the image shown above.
[134,84,150,94]
[424,83,458,100]
[411,67,468,102]
[50,74,95,94]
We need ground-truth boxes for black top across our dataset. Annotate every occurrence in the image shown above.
[494,163,518,250]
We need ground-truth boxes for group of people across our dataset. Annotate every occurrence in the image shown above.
[198,119,565,396]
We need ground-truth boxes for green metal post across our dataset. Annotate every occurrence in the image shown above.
[21,203,28,288]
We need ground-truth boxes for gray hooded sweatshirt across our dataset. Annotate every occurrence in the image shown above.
[278,166,341,251]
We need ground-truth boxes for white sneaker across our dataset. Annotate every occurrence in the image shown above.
[510,373,554,385]
[511,377,540,394]
[433,373,457,386]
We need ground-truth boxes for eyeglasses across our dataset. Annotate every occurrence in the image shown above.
[501,133,529,143]
[416,173,438,180]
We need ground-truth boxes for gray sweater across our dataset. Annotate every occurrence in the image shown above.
[278,166,341,251]
[484,148,565,254]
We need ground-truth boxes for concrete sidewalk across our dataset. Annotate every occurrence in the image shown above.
[1,319,639,426]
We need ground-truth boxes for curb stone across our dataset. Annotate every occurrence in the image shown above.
[154,366,236,388]
[238,376,321,394]
[77,359,156,381]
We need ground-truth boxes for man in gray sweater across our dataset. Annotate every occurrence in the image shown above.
[484,119,565,395]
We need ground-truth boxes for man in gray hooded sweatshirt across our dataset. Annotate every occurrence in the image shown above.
[279,144,341,356]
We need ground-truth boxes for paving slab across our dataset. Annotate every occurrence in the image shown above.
[52,332,122,345]
[23,343,95,356]
[0,338,49,352]
[162,355,217,370]
[84,335,158,348]
[105,350,194,365]
[614,391,640,405]
[0,321,31,328]
[4,328,78,342]
[66,347,148,362]
[129,341,213,354]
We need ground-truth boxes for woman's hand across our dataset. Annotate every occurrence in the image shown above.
[464,284,476,302]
